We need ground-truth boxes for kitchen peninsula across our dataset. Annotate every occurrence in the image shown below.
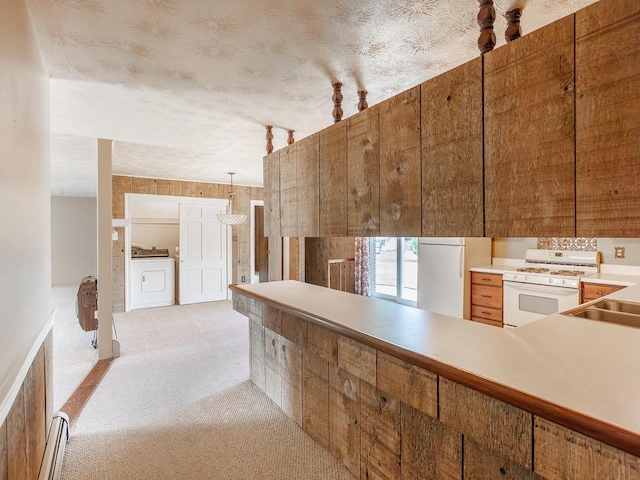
[231,281,640,479]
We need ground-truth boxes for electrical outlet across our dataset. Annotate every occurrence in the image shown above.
[241,275,246,282]
[614,246,625,259]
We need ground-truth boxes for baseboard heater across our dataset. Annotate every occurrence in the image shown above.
[38,412,70,480]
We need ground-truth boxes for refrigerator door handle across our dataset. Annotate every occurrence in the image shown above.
[459,246,464,278]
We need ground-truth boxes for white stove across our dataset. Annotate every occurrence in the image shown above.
[502,249,599,328]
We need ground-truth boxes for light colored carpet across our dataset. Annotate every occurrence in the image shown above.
[52,284,99,412]
[61,301,355,480]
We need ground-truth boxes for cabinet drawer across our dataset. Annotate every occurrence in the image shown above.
[471,272,503,287]
[582,283,625,303]
[471,285,503,309]
[471,305,502,323]
[470,316,503,328]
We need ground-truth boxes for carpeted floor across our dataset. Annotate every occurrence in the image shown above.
[52,285,99,412]
[61,300,354,480]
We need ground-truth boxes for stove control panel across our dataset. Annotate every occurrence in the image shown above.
[503,272,580,289]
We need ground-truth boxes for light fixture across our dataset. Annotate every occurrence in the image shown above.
[217,172,247,225]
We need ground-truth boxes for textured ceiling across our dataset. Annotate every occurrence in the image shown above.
[26,0,597,197]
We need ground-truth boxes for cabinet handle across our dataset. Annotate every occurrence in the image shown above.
[481,295,491,298]
[142,275,145,282]
[271,339,276,347]
[282,344,286,353]
[482,311,492,316]
[481,278,491,282]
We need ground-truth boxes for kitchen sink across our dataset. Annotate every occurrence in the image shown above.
[594,300,640,315]
[564,300,640,329]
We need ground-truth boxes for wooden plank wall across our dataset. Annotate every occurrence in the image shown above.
[263,152,280,239]
[575,0,640,237]
[346,105,380,237]
[319,122,348,236]
[484,15,576,237]
[379,86,422,236]
[111,175,263,312]
[296,134,319,237]
[0,332,52,480]
[421,58,484,237]
[234,293,640,479]
[279,144,297,237]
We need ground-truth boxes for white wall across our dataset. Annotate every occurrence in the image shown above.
[493,238,538,260]
[51,196,97,285]
[0,0,51,423]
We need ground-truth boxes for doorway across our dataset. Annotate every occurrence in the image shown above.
[253,202,268,282]
[124,194,231,311]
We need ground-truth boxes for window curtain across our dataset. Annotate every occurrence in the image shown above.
[354,237,370,296]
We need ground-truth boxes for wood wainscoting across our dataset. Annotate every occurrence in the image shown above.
[0,331,53,480]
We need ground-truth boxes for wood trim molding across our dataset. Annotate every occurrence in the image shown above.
[0,310,54,426]
[230,285,640,457]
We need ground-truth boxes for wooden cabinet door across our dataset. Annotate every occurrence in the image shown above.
[347,105,380,237]
[421,58,483,237]
[484,16,576,237]
[296,133,319,237]
[575,0,640,237]
[263,151,280,238]
[319,122,348,236]
[379,86,422,236]
[279,144,297,237]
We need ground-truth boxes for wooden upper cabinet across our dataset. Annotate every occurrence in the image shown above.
[319,121,348,236]
[263,151,280,238]
[379,86,422,236]
[280,144,297,237]
[421,58,483,237]
[575,0,640,237]
[296,133,319,238]
[347,105,380,237]
[484,15,576,237]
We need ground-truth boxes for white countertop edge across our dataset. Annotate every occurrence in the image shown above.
[581,273,640,286]
[232,280,640,443]
[471,258,526,274]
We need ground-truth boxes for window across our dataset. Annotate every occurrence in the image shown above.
[370,237,417,306]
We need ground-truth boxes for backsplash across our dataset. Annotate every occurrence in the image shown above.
[537,237,597,251]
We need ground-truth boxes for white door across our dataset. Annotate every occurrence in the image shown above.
[179,204,227,304]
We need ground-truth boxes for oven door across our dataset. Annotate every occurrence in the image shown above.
[503,281,579,327]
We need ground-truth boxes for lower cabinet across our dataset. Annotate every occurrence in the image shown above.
[581,282,625,303]
[470,272,503,327]
[235,293,640,479]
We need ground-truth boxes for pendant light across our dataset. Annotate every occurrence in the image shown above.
[217,172,247,225]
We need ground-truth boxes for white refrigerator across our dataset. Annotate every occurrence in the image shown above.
[417,238,492,319]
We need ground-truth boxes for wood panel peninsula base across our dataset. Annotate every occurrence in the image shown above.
[231,281,640,479]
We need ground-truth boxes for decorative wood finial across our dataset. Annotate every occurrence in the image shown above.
[287,129,295,145]
[477,0,496,54]
[265,125,273,154]
[358,90,368,111]
[505,7,522,42]
[332,82,343,123]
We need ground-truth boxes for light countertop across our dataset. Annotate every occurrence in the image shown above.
[469,265,512,274]
[581,272,640,286]
[231,280,640,455]
[470,258,526,275]
[581,265,640,286]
